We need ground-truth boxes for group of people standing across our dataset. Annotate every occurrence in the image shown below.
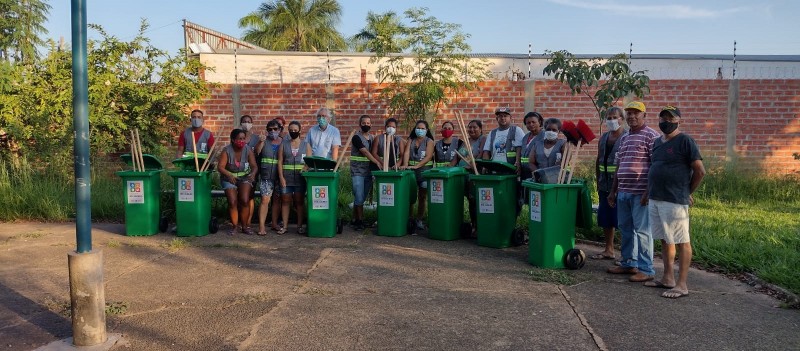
[594,101,706,299]
[177,102,706,299]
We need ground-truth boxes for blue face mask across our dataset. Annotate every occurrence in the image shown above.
[191,118,203,128]
[415,128,426,137]
[317,116,328,128]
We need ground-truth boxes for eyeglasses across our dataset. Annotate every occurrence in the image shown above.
[267,128,279,131]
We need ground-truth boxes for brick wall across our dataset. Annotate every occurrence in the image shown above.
[195,79,800,175]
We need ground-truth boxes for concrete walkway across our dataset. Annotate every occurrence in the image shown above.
[1,222,798,350]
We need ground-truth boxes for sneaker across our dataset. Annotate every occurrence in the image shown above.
[353,220,364,231]
[415,219,426,230]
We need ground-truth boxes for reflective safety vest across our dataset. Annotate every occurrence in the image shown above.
[408,137,432,168]
[259,137,282,181]
[223,145,252,177]
[434,137,460,167]
[182,128,212,156]
[281,138,307,187]
[350,133,374,176]
[488,125,520,164]
[596,130,626,193]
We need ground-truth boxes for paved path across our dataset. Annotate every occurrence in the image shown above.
[1,222,798,350]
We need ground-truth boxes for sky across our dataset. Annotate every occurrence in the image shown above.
[44,0,800,56]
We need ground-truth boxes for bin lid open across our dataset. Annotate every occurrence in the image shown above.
[475,159,516,175]
[121,154,164,170]
[172,155,208,169]
[303,156,337,171]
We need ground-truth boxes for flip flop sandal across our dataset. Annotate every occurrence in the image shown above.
[644,280,676,289]
[257,231,268,236]
[590,253,616,260]
[662,289,689,299]
[241,227,253,235]
[227,229,236,236]
[276,227,286,235]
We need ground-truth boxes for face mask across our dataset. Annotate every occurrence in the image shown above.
[191,118,203,128]
[415,128,426,138]
[386,127,396,135]
[606,119,620,131]
[240,122,253,131]
[544,131,558,141]
[233,140,246,149]
[289,131,300,139]
[659,121,679,135]
[317,117,328,128]
[361,125,371,133]
[268,131,280,139]
[441,130,454,138]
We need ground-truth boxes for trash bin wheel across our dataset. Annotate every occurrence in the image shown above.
[511,228,527,246]
[406,219,416,235]
[337,218,344,234]
[158,216,169,233]
[209,217,219,234]
[564,249,586,270]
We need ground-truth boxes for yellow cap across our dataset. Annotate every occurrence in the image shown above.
[624,101,646,112]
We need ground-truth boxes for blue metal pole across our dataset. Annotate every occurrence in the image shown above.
[71,0,91,253]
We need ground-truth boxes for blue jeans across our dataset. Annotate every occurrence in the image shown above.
[351,175,373,206]
[617,192,654,275]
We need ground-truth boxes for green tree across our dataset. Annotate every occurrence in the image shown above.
[0,0,51,63]
[542,50,650,125]
[0,20,209,164]
[374,7,490,127]
[350,11,406,53]
[238,0,346,52]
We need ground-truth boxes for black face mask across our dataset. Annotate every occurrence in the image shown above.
[658,121,679,135]
[289,131,300,139]
[361,125,371,133]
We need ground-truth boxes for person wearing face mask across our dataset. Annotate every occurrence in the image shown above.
[402,120,435,231]
[371,118,405,169]
[520,112,545,180]
[433,121,465,168]
[254,120,284,236]
[528,118,566,176]
[277,121,308,235]
[591,106,627,261]
[349,115,382,230]
[481,107,525,174]
[645,106,705,299]
[606,101,660,284]
[456,120,486,238]
[304,107,341,160]
[217,129,258,235]
[176,109,215,159]
[239,115,259,230]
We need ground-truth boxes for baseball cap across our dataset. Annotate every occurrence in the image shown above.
[659,105,682,118]
[624,101,646,112]
[495,107,512,115]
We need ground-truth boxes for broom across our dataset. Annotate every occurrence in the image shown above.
[559,121,579,183]
[565,119,597,184]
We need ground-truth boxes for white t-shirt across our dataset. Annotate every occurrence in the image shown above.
[483,126,525,162]
[305,124,342,159]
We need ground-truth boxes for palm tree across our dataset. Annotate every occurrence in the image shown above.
[350,11,407,54]
[238,0,346,52]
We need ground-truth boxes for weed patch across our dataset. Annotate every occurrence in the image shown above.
[526,268,592,286]
[161,238,190,252]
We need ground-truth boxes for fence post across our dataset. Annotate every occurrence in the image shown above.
[725,79,740,164]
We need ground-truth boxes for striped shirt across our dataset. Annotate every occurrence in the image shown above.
[615,126,660,194]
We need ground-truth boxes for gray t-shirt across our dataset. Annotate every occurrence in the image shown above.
[648,133,702,205]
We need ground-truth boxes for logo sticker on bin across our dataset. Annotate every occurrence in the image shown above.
[178,178,194,202]
[379,183,394,206]
[127,180,144,204]
[430,179,444,203]
[311,186,329,209]
[478,188,494,213]
[530,190,542,222]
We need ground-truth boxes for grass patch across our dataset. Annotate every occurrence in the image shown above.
[161,238,190,252]
[106,240,121,248]
[198,242,253,249]
[105,301,129,315]
[526,267,591,286]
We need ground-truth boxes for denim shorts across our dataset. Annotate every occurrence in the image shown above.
[351,175,373,206]
[221,177,252,190]
[281,185,304,195]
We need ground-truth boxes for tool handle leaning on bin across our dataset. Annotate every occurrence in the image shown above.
[334,129,358,172]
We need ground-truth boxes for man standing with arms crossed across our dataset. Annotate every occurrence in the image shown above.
[607,101,660,283]
[644,106,705,298]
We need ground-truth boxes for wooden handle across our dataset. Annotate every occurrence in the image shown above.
[454,111,479,175]
[190,129,199,172]
[134,129,145,172]
[334,129,357,172]
[129,130,139,171]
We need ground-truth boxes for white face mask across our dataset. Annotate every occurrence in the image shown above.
[386,127,396,135]
[606,119,620,131]
[241,122,253,131]
[544,130,558,141]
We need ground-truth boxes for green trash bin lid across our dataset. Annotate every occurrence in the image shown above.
[303,156,337,171]
[475,159,516,175]
[172,155,208,169]
[422,166,467,179]
[120,154,164,171]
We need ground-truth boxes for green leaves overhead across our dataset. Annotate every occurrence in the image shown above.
[239,0,346,51]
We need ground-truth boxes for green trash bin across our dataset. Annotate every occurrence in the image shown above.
[116,154,164,236]
[523,180,583,269]
[302,156,342,238]
[373,170,416,237]
[471,160,520,248]
[573,178,593,230]
[167,158,218,237]
[423,167,467,241]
